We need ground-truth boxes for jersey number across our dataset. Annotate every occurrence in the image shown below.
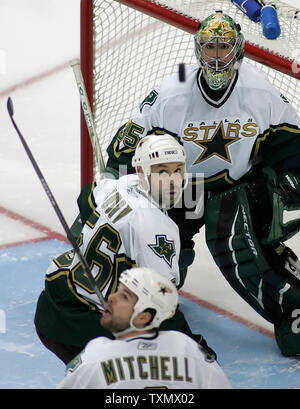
[72,223,121,294]
[55,220,123,299]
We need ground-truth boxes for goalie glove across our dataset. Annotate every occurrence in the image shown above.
[277,170,300,200]
[262,167,300,245]
[275,243,300,281]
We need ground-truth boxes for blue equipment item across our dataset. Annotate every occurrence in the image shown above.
[231,0,262,22]
[260,5,281,40]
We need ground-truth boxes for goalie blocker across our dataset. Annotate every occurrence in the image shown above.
[205,167,300,356]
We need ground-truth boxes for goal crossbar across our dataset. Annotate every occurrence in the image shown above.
[116,0,300,79]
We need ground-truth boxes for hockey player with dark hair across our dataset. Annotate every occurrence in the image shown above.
[58,267,231,389]
[35,134,215,364]
[105,11,300,356]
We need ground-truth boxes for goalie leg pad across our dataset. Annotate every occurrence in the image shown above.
[205,182,300,325]
[274,310,300,356]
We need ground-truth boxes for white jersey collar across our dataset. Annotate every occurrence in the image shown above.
[124,330,159,342]
[197,68,238,108]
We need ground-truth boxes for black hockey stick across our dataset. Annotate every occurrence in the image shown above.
[7,97,106,308]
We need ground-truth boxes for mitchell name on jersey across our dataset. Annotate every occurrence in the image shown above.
[59,331,231,389]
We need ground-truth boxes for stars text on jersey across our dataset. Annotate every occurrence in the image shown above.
[183,119,258,164]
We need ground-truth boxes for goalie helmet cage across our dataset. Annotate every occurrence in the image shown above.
[80,0,300,187]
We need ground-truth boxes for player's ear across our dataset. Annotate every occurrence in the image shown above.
[133,310,153,329]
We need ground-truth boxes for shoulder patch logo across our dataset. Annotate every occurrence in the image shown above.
[280,93,289,104]
[148,234,176,267]
[66,353,82,373]
[140,89,159,113]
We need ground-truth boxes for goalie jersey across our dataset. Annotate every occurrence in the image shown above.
[58,331,231,389]
[34,175,181,346]
[107,62,300,192]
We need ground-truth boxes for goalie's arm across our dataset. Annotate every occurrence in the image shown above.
[105,123,137,176]
[106,87,168,177]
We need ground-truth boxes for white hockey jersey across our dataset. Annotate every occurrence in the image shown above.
[57,330,232,389]
[45,174,181,309]
[111,63,300,189]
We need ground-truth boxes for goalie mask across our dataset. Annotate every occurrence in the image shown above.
[194,11,245,90]
[132,133,188,209]
[117,267,178,335]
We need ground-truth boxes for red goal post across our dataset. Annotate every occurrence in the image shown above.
[80,0,300,187]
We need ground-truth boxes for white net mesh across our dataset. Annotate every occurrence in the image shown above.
[91,0,300,175]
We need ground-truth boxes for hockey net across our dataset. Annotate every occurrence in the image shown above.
[80,0,300,185]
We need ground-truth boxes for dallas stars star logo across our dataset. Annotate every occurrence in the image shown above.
[193,121,240,165]
[158,282,173,295]
[148,235,176,267]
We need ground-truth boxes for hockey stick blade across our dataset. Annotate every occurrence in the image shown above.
[7,96,14,116]
[7,97,106,308]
